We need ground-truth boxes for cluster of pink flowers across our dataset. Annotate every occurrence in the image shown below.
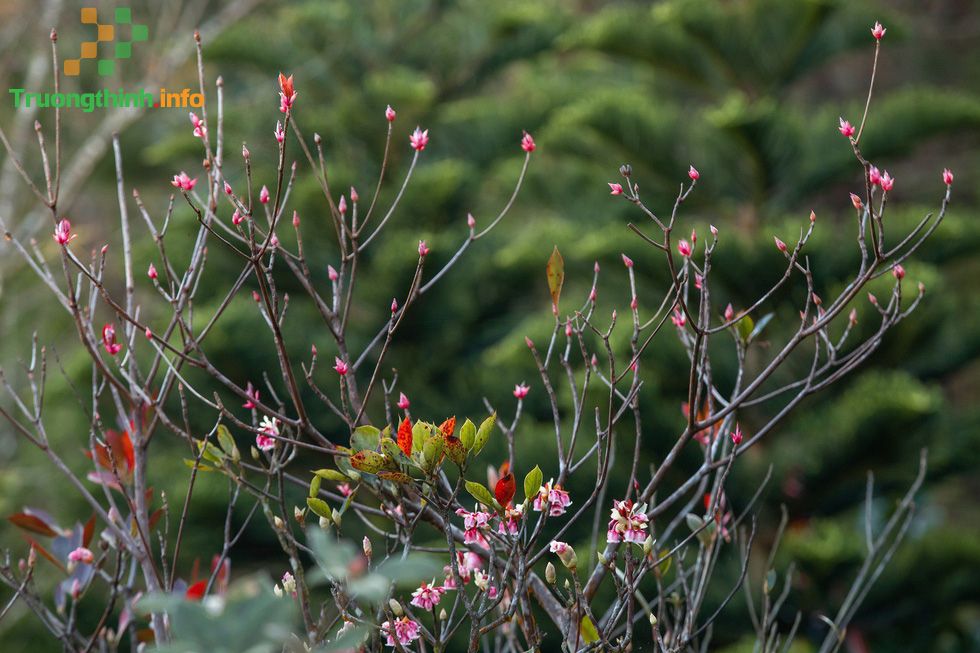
[606,498,649,544]
[255,416,279,451]
[498,504,524,535]
[278,73,296,113]
[170,171,197,192]
[442,551,482,589]
[188,112,206,139]
[533,480,572,516]
[380,616,420,648]
[456,507,492,546]
[53,219,76,245]
[867,165,895,192]
[333,357,349,376]
[513,382,529,399]
[410,581,445,611]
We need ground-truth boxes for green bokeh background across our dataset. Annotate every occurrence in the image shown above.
[1,0,978,651]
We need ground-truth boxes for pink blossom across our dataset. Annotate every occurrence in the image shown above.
[243,382,260,409]
[731,423,743,446]
[278,73,297,113]
[621,253,634,268]
[606,498,649,544]
[838,118,855,138]
[694,274,703,290]
[147,263,158,280]
[677,240,692,257]
[334,357,349,376]
[418,240,430,257]
[337,483,353,498]
[410,582,445,611]
[53,219,76,245]
[259,185,270,204]
[189,112,206,139]
[533,480,572,517]
[630,296,638,310]
[456,508,492,545]
[871,21,886,40]
[68,547,94,565]
[608,182,624,195]
[589,286,597,303]
[256,416,279,451]
[171,171,197,191]
[671,307,686,328]
[274,121,285,143]
[774,236,787,253]
[380,617,420,648]
[102,324,121,356]
[231,210,245,226]
[409,127,429,151]
[397,392,410,410]
[385,105,396,122]
[724,303,734,321]
[868,166,881,186]
[498,505,523,535]
[278,571,297,597]
[880,171,894,192]
[942,168,954,186]
[688,165,700,181]
[513,383,529,399]
[892,264,905,280]
[520,131,536,153]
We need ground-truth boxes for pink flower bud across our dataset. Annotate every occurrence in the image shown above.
[868,166,881,186]
[868,292,878,305]
[231,210,244,225]
[102,324,121,356]
[694,274,703,290]
[677,240,692,257]
[871,21,886,40]
[252,290,261,303]
[525,336,534,349]
[589,286,597,303]
[710,224,718,237]
[467,212,476,229]
[849,308,858,326]
[774,236,787,253]
[334,357,349,376]
[513,383,530,399]
[68,547,94,565]
[259,185,270,204]
[274,121,285,143]
[688,165,699,180]
[311,344,318,356]
[242,144,250,159]
[594,261,600,274]
[145,327,153,339]
[850,193,864,211]
[731,424,742,446]
[170,171,197,192]
[724,303,734,321]
[591,353,598,367]
[391,298,398,313]
[565,321,573,337]
[338,195,347,215]
[147,263,157,279]
[410,127,429,151]
[385,105,396,122]
[621,253,633,268]
[630,295,638,310]
[350,186,359,203]
[809,210,816,223]
[224,181,233,195]
[53,219,76,245]
[397,392,410,410]
[838,117,855,138]
[880,171,894,192]
[690,228,697,244]
[292,210,300,228]
[608,182,624,195]
[892,264,905,280]
[520,131,536,153]
[942,168,954,186]
[418,240,430,257]
[328,265,339,281]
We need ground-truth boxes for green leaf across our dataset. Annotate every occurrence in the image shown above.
[349,450,388,474]
[473,413,496,454]
[411,421,432,453]
[422,434,445,472]
[546,245,565,313]
[380,437,411,467]
[195,439,224,465]
[523,465,543,503]
[459,418,476,450]
[351,425,381,452]
[734,313,755,343]
[580,615,600,644]
[313,468,348,482]
[215,424,238,461]
[465,480,499,510]
[309,474,322,498]
[306,497,332,519]
[182,459,216,472]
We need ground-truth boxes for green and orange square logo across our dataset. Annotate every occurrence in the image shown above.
[64,7,147,77]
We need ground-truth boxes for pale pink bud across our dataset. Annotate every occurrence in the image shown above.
[328,264,339,281]
[409,127,429,151]
[838,117,855,138]
[350,186,359,203]
[677,240,692,257]
[849,308,858,326]
[690,228,697,244]
[338,195,347,215]
[710,224,718,237]
[809,210,816,223]
[608,182,624,195]
[397,393,410,410]
[467,212,476,229]
[880,171,894,192]
[418,240,430,257]
[621,253,633,268]
[942,168,954,185]
[259,185,270,204]
[311,344,318,356]
[334,357,349,376]
[590,353,598,367]
[724,303,734,321]
[147,263,158,279]
[565,321,573,337]
[850,193,864,211]
[871,21,886,40]
[892,264,905,280]
[594,260,600,273]
[694,274,703,290]
[242,144,250,159]
[521,131,536,152]
[630,295,638,310]
[774,236,787,253]
[868,292,878,305]
[688,165,699,181]
[292,210,300,227]
[385,105,396,122]
[589,286,597,303]
[812,293,822,306]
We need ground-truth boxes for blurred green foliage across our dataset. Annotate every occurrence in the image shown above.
[1,0,979,651]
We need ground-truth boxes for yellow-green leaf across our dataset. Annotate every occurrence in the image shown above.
[306,497,332,519]
[579,615,599,644]
[459,418,476,450]
[465,481,498,509]
[473,413,496,455]
[523,465,543,503]
[313,468,348,482]
[546,246,564,313]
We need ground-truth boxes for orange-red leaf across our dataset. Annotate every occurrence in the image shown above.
[439,416,456,438]
[495,472,516,507]
[82,514,96,547]
[396,418,413,457]
[8,511,59,537]
[185,580,207,601]
[23,537,66,573]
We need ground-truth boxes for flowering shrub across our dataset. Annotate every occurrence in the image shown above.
[0,20,953,653]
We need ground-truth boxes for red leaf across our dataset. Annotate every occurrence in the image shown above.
[8,511,59,537]
[185,580,207,601]
[396,418,413,457]
[495,472,516,507]
[439,416,456,438]
[23,537,67,573]
[82,514,96,547]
